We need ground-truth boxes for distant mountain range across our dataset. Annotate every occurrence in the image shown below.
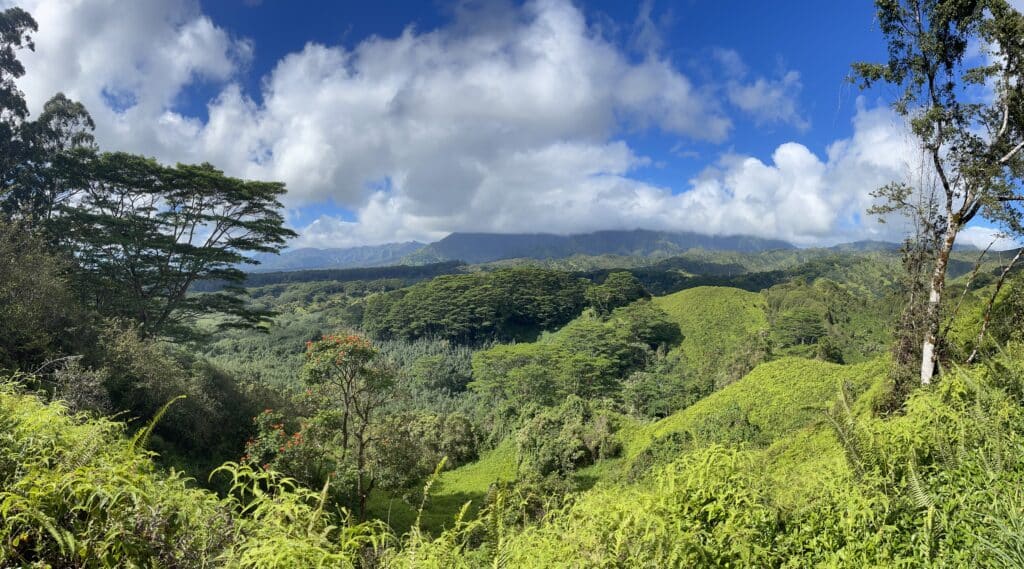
[827,240,902,252]
[407,229,795,264]
[828,240,980,253]
[249,241,424,272]
[252,229,798,272]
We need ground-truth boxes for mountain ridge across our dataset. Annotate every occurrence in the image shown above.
[255,230,979,273]
[249,241,425,272]
[408,229,796,265]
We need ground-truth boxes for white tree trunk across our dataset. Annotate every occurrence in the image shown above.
[920,224,958,385]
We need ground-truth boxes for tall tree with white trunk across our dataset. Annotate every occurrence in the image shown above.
[855,0,1024,385]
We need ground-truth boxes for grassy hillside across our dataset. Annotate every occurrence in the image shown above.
[435,354,1024,567]
[635,357,884,456]
[653,286,769,380]
[411,355,887,533]
[566,357,886,489]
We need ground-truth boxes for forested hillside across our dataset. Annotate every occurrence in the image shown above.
[406,229,795,264]
[4,1,1024,567]
[250,242,426,272]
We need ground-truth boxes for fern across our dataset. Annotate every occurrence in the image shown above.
[129,394,186,451]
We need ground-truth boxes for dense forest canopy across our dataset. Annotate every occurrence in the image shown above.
[3,1,1024,568]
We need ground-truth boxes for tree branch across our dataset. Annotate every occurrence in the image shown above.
[999,140,1024,165]
[967,247,1024,364]
[941,237,995,339]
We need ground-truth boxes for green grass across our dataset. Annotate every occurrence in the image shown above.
[636,357,885,454]
[369,438,518,535]
[652,286,769,374]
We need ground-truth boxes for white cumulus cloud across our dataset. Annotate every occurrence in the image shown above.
[9,0,996,250]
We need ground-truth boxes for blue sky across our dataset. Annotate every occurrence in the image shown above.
[197,0,886,192]
[5,0,1018,248]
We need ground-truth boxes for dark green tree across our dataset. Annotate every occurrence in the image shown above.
[0,221,86,370]
[774,308,827,347]
[60,152,296,339]
[0,7,36,192]
[3,93,96,223]
[586,271,648,316]
[855,0,1024,384]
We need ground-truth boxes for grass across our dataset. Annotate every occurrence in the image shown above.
[652,286,769,373]
[369,438,518,535]
[637,357,885,454]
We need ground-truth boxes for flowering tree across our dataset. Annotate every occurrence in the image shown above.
[300,333,395,519]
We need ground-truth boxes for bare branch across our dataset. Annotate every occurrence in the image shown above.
[967,247,1024,364]
[998,101,1009,140]
[941,237,995,339]
[1000,140,1024,165]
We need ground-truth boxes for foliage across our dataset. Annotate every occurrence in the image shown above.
[653,286,770,389]
[299,334,396,518]
[854,0,1024,384]
[52,152,296,340]
[627,357,886,476]
[764,277,895,363]
[515,396,621,480]
[94,324,274,479]
[0,221,89,371]
[199,280,373,388]
[0,383,232,566]
[585,271,648,316]
[470,299,681,408]
[191,261,467,293]
[0,7,37,199]
[0,382,397,567]
[9,338,1024,566]
[362,268,588,344]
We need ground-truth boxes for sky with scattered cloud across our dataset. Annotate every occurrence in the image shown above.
[3,0,1020,249]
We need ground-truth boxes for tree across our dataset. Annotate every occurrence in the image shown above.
[59,152,296,339]
[855,0,1024,384]
[585,271,648,316]
[0,220,85,370]
[2,93,96,223]
[774,307,827,347]
[0,7,37,196]
[301,333,395,519]
[515,396,620,480]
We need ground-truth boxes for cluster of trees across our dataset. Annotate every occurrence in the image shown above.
[0,6,298,476]
[241,333,483,519]
[192,260,467,292]
[470,300,682,412]
[764,277,895,363]
[361,268,646,344]
[515,396,621,481]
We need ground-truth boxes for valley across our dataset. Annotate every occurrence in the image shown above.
[3,0,1024,566]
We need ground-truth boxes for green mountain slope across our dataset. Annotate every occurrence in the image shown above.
[652,286,769,379]
[407,229,795,264]
[634,357,885,457]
